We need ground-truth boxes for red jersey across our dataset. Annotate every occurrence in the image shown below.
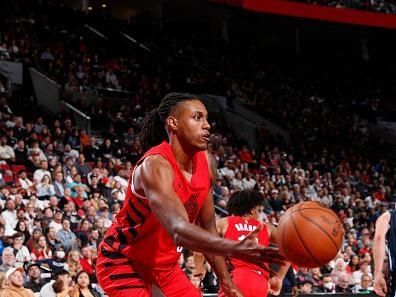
[101,141,210,267]
[224,216,270,278]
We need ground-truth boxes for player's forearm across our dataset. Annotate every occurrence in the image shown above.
[204,254,232,284]
[373,234,386,278]
[173,221,237,257]
[274,262,291,280]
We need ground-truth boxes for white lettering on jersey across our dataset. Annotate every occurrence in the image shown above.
[234,223,257,232]
[176,246,183,253]
[238,234,259,243]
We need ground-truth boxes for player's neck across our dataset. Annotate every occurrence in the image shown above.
[241,214,254,220]
[170,138,195,173]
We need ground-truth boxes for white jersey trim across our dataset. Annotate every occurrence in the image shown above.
[130,164,148,200]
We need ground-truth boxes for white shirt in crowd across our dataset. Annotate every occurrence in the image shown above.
[49,221,63,233]
[0,144,15,160]
[19,177,34,190]
[1,209,17,230]
[218,166,235,180]
[15,245,32,264]
[33,169,51,184]
[242,178,256,190]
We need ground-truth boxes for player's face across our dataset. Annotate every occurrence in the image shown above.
[252,205,264,220]
[173,100,211,151]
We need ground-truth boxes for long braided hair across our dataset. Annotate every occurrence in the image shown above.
[140,92,200,152]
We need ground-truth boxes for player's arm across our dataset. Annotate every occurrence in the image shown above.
[140,155,284,265]
[197,152,240,295]
[373,211,390,297]
[266,222,291,296]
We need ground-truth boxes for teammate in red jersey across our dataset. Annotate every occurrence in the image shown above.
[217,190,291,297]
[96,93,284,297]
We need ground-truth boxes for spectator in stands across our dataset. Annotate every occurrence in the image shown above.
[14,140,28,165]
[82,137,100,162]
[36,175,55,200]
[13,232,31,264]
[25,228,42,252]
[15,221,30,244]
[33,160,50,184]
[56,217,77,253]
[336,273,353,293]
[354,273,373,293]
[69,270,100,297]
[17,170,34,196]
[63,144,79,162]
[0,247,16,272]
[331,257,349,285]
[65,250,82,278]
[53,171,65,199]
[2,198,17,232]
[241,173,256,190]
[79,246,96,281]
[40,269,71,297]
[74,154,90,176]
[0,271,4,293]
[45,227,58,252]
[322,274,336,293]
[49,209,63,233]
[87,228,100,249]
[299,279,313,294]
[24,262,45,293]
[351,259,372,286]
[0,136,15,163]
[28,142,47,162]
[1,267,34,297]
[31,235,52,260]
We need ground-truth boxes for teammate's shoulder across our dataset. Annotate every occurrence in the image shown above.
[216,217,229,235]
[217,216,229,224]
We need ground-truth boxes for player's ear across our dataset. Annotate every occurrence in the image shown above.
[167,116,178,131]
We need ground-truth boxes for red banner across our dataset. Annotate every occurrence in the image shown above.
[214,0,396,29]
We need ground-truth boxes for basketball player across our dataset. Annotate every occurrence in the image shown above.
[373,210,396,297]
[96,93,285,297]
[217,190,291,297]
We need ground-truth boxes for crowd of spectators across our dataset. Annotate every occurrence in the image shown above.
[0,93,390,295]
[0,0,395,296]
[287,0,396,14]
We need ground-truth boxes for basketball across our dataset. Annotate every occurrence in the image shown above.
[276,201,344,268]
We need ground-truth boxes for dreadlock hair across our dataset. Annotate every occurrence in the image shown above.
[140,92,200,152]
[226,190,265,217]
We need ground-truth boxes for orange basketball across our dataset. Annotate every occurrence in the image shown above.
[276,201,344,268]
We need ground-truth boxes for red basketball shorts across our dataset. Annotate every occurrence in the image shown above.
[218,267,269,297]
[96,242,202,297]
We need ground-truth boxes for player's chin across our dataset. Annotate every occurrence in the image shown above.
[194,140,208,150]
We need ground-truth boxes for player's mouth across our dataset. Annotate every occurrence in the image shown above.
[202,133,210,142]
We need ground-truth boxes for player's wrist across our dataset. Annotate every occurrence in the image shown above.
[220,278,236,290]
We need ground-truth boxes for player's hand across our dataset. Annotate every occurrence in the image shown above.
[232,224,285,268]
[268,276,283,296]
[220,281,244,297]
[374,274,387,297]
